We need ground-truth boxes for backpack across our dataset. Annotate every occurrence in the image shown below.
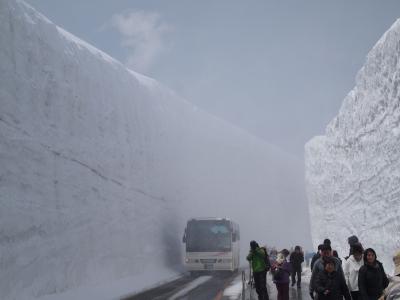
[272,267,284,281]
[260,247,271,271]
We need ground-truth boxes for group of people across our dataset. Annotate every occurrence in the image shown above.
[309,237,400,300]
[247,237,400,300]
[246,241,304,300]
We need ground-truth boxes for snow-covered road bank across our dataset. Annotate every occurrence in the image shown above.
[306,17,400,272]
[0,0,309,299]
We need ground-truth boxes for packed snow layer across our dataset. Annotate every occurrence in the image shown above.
[0,0,310,299]
[306,19,400,272]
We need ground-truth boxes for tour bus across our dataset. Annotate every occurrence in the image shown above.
[182,217,240,274]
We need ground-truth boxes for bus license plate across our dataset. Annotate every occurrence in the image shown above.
[204,264,214,270]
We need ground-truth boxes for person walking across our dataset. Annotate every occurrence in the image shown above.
[290,246,304,288]
[358,248,389,300]
[314,257,351,300]
[311,244,324,271]
[381,249,400,300]
[310,244,345,299]
[247,241,269,300]
[271,252,292,300]
[343,243,363,300]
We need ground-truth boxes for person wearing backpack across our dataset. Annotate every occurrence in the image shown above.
[260,245,272,272]
[247,241,269,300]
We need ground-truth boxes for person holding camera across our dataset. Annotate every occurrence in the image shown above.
[247,240,270,300]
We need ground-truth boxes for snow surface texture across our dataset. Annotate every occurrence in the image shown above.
[0,0,309,299]
[306,19,400,273]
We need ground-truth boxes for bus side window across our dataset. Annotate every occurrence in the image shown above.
[233,229,240,241]
[233,230,239,242]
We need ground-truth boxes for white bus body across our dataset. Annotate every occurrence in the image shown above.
[182,218,240,273]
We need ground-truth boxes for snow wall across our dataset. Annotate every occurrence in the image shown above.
[0,0,310,299]
[306,19,400,273]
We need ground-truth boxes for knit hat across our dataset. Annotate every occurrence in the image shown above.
[250,240,258,251]
[394,249,400,276]
[321,244,332,252]
[281,249,290,257]
[348,235,359,246]
[351,243,363,254]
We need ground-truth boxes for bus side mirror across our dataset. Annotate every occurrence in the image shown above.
[182,229,186,243]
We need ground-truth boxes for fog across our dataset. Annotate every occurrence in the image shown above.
[22,0,400,250]
[3,0,400,299]
[25,0,400,157]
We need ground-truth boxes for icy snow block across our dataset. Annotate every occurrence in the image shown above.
[0,0,309,299]
[305,18,400,273]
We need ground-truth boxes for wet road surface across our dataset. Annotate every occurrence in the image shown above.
[122,272,237,300]
[246,271,311,300]
[123,269,311,300]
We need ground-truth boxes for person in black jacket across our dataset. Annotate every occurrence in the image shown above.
[290,246,304,288]
[358,248,389,300]
[310,244,345,299]
[315,257,351,300]
[311,244,324,271]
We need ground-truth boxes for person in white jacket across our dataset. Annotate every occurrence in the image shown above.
[343,243,363,300]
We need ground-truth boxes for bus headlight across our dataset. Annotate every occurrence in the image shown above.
[185,258,199,263]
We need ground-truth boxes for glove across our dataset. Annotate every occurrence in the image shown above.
[309,292,314,299]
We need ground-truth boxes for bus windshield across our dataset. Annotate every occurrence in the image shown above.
[186,220,232,252]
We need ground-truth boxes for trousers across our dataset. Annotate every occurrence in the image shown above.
[253,270,269,300]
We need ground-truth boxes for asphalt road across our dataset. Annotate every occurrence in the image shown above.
[122,272,237,300]
[123,269,311,300]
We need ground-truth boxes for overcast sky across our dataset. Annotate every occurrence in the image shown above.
[26,0,400,158]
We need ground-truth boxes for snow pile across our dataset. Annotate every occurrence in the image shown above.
[306,19,400,272]
[223,275,243,299]
[0,0,309,299]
